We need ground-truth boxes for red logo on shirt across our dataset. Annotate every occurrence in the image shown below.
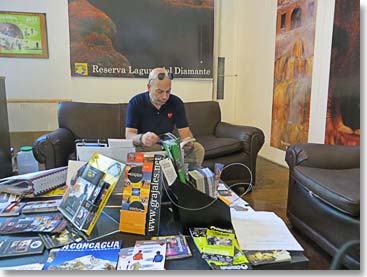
[168,112,173,119]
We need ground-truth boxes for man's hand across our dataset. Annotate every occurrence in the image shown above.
[141,132,160,147]
[181,137,194,153]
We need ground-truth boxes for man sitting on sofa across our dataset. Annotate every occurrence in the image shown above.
[125,67,205,167]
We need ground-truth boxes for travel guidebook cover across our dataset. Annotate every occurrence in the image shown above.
[152,234,192,260]
[43,240,121,270]
[119,153,164,236]
[128,240,166,270]
[0,235,44,258]
[59,153,125,235]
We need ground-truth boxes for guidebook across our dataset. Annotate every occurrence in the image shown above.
[21,198,62,214]
[0,213,67,234]
[58,153,125,236]
[0,192,20,213]
[39,224,84,249]
[119,152,164,236]
[117,247,135,270]
[244,250,291,266]
[152,234,192,260]
[190,226,235,263]
[0,235,45,258]
[206,240,251,270]
[128,240,166,270]
[190,226,250,270]
[43,240,121,270]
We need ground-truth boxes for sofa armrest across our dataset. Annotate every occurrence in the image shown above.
[32,128,75,169]
[285,143,360,170]
[215,122,265,154]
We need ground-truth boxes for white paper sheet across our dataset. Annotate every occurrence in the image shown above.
[232,211,304,251]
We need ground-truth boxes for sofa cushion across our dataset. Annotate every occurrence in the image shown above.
[185,101,221,136]
[59,102,124,139]
[197,135,242,159]
[293,166,360,216]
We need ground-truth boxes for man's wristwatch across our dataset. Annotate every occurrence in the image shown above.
[139,133,144,145]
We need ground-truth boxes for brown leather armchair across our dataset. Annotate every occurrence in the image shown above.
[33,101,264,185]
[285,143,360,269]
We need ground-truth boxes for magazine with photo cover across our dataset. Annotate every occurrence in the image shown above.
[0,213,67,234]
[39,225,84,249]
[244,250,291,266]
[59,153,125,236]
[0,201,26,217]
[190,226,235,263]
[129,240,166,270]
[205,239,251,270]
[152,234,192,260]
[0,235,45,258]
[0,192,20,213]
[21,198,62,214]
[43,240,121,270]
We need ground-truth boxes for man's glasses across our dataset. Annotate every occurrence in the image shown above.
[157,72,174,80]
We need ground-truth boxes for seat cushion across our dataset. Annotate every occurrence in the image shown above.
[196,135,242,159]
[293,166,360,216]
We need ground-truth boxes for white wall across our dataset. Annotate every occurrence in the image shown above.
[1,0,338,166]
[0,0,214,132]
[234,0,335,166]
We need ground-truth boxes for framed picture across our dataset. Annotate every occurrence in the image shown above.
[0,11,48,58]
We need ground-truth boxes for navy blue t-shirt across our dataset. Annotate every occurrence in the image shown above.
[126,91,188,135]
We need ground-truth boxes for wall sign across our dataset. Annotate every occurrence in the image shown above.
[0,11,48,58]
[68,0,214,79]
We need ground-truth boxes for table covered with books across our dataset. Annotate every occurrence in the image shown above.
[0,136,308,270]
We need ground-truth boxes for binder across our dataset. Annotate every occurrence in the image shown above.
[0,166,68,196]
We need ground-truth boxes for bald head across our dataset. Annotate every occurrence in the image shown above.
[148,68,171,86]
[147,67,172,108]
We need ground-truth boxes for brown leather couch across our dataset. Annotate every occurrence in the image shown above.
[285,143,360,269]
[33,101,264,185]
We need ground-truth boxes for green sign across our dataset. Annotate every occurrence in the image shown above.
[0,11,48,58]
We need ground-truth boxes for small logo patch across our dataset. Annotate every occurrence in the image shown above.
[74,63,88,76]
[168,112,173,119]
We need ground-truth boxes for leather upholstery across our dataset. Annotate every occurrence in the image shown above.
[293,167,360,216]
[286,143,360,269]
[196,135,242,159]
[33,101,265,185]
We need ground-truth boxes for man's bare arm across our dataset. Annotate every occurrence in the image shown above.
[126,127,143,146]
[126,128,160,147]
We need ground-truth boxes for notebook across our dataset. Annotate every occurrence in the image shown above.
[0,166,68,196]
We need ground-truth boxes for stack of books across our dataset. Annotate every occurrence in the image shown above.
[188,168,216,197]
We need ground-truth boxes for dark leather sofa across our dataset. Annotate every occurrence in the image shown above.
[285,143,360,269]
[33,101,264,185]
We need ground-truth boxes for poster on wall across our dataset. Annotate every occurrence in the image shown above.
[0,11,48,58]
[68,0,214,79]
[324,0,359,146]
[270,0,317,151]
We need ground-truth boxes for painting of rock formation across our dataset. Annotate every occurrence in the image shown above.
[68,0,214,78]
[271,0,317,150]
[324,0,359,146]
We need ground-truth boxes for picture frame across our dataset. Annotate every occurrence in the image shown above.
[0,11,49,58]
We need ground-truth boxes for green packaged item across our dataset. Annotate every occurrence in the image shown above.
[160,133,187,184]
